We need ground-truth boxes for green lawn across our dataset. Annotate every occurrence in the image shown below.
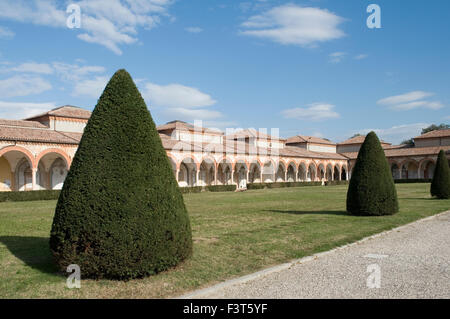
[0,183,448,298]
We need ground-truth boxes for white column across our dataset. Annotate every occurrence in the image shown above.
[32,168,38,190]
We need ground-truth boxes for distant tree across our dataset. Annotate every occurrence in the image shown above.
[430,150,450,199]
[350,133,362,138]
[50,69,193,279]
[421,124,450,135]
[401,138,415,146]
[347,132,399,216]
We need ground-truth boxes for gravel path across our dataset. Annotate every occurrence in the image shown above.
[181,211,450,299]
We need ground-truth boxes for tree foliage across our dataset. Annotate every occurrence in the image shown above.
[346,132,399,216]
[430,150,450,199]
[50,69,192,279]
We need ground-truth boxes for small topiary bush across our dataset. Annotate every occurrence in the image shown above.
[430,150,450,199]
[49,69,192,280]
[346,132,399,216]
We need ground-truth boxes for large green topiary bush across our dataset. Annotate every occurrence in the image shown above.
[50,69,192,279]
[430,150,450,199]
[346,132,399,216]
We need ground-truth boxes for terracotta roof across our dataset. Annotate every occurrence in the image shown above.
[414,129,450,140]
[338,135,391,146]
[157,120,223,135]
[341,145,450,160]
[286,135,335,145]
[0,118,48,129]
[226,128,287,142]
[25,105,91,120]
[0,126,80,144]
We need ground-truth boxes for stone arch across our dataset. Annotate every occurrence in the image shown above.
[234,159,249,189]
[298,162,307,181]
[36,148,70,170]
[179,156,198,187]
[262,159,276,183]
[248,160,262,183]
[400,159,419,179]
[419,158,436,179]
[217,157,233,185]
[275,161,286,182]
[340,165,348,181]
[0,145,35,169]
[333,165,340,181]
[286,161,296,182]
[326,163,333,181]
[307,162,317,181]
[317,163,326,181]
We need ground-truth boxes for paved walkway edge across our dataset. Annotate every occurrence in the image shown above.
[176,210,450,299]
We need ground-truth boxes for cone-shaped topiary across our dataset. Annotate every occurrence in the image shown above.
[346,132,399,216]
[430,150,450,199]
[49,69,192,279]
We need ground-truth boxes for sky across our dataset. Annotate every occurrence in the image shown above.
[0,0,449,144]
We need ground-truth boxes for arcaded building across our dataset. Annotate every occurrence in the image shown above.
[0,105,449,192]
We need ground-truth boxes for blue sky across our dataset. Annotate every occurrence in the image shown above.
[0,0,449,144]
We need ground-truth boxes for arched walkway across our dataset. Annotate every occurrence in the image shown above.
[199,157,215,186]
[36,150,70,190]
[298,163,307,181]
[275,162,286,182]
[234,160,248,189]
[178,157,197,187]
[287,162,296,182]
[262,160,275,183]
[217,159,233,185]
[248,161,261,183]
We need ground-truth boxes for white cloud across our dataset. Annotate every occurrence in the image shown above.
[163,107,223,121]
[240,4,346,47]
[282,103,340,121]
[377,91,444,111]
[72,76,109,98]
[0,100,57,119]
[52,62,105,81]
[143,82,216,108]
[0,0,173,55]
[11,62,53,74]
[0,75,52,98]
[354,54,368,60]
[185,27,203,33]
[357,123,430,144]
[0,26,15,39]
[329,51,346,63]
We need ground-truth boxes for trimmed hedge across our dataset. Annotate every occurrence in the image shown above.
[324,180,349,186]
[346,132,399,216]
[0,190,61,202]
[395,179,432,184]
[247,181,322,189]
[179,185,237,194]
[49,69,192,280]
[430,150,450,199]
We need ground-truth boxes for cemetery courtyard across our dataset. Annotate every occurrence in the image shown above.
[0,183,449,299]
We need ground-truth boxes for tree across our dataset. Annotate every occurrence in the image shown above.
[400,138,414,146]
[347,131,399,216]
[421,123,449,135]
[430,150,450,199]
[350,133,362,138]
[50,69,192,279]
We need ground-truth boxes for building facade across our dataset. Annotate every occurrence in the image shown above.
[0,106,449,192]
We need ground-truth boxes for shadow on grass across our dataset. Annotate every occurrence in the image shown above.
[264,210,348,216]
[0,236,58,274]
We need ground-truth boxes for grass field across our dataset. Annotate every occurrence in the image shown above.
[0,183,448,298]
